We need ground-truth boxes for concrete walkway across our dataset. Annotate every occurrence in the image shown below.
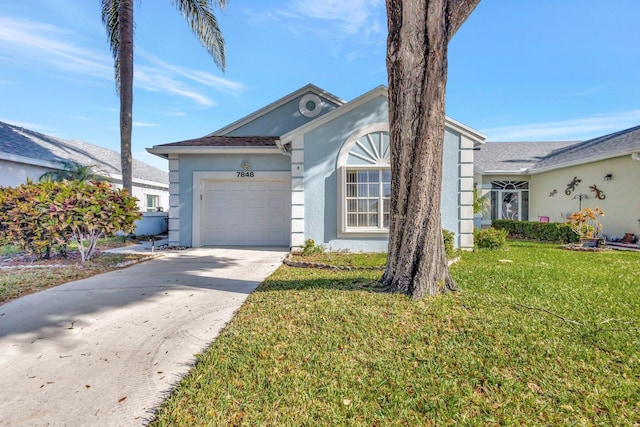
[0,247,287,426]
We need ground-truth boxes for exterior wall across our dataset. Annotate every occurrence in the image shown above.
[0,159,51,187]
[297,94,469,252]
[173,153,291,247]
[225,92,340,137]
[302,95,389,252]
[530,155,640,238]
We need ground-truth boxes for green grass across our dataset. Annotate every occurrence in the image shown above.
[290,251,387,268]
[151,241,640,426]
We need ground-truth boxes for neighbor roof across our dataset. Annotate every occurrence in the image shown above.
[476,124,640,175]
[0,121,168,185]
[474,141,579,174]
[531,124,640,172]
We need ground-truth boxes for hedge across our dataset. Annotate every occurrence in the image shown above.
[492,219,579,243]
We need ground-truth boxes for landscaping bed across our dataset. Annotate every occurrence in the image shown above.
[0,239,157,304]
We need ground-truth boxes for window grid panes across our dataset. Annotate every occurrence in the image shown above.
[345,169,391,229]
[146,194,159,212]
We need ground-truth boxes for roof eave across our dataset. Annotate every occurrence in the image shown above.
[146,146,282,156]
[529,150,640,174]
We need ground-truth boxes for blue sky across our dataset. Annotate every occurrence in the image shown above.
[1,1,639,171]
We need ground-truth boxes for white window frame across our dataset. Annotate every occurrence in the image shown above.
[337,123,390,238]
[146,194,159,212]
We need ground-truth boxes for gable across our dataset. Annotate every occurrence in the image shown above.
[213,84,344,137]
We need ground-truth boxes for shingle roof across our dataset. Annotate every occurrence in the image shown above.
[0,121,168,184]
[474,141,579,173]
[476,124,640,173]
[158,135,280,147]
[532,124,640,170]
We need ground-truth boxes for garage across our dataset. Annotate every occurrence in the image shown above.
[200,176,290,246]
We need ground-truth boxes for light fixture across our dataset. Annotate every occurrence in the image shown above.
[604,173,613,181]
[241,161,251,170]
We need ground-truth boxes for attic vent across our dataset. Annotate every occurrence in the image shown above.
[299,94,323,118]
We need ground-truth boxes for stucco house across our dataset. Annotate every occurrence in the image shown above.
[474,124,640,239]
[0,120,169,213]
[147,84,485,251]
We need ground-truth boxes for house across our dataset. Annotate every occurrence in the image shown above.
[0,120,169,213]
[147,84,486,251]
[474,124,640,238]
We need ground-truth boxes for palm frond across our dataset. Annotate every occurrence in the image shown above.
[171,0,227,71]
[101,0,122,93]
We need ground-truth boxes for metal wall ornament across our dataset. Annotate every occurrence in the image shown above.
[549,189,557,197]
[565,176,582,195]
[589,184,606,200]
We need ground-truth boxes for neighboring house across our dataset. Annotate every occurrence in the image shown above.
[0,120,169,212]
[474,124,640,238]
[147,84,485,251]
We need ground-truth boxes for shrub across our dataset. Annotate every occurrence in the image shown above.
[301,239,324,256]
[0,180,141,261]
[443,229,455,259]
[492,219,579,243]
[475,227,508,250]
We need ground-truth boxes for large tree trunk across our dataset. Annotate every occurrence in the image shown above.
[383,0,479,298]
[119,0,134,194]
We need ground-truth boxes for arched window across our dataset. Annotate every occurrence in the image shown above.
[337,124,390,235]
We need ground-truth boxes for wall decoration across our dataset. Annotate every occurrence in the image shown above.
[589,184,606,200]
[565,176,582,195]
[572,192,590,210]
[549,189,557,197]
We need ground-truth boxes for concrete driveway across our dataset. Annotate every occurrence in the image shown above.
[0,247,287,426]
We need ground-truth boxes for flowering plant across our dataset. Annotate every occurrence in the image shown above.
[566,207,604,238]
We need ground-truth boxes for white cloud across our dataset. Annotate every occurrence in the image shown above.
[133,122,159,127]
[0,16,112,79]
[138,50,246,95]
[483,110,640,141]
[0,15,245,107]
[284,0,385,36]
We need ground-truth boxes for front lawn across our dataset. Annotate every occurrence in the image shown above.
[151,242,639,425]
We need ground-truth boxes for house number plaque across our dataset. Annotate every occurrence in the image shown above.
[236,171,255,178]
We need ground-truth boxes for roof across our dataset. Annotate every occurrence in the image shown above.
[159,135,280,147]
[531,124,640,172]
[211,83,345,136]
[474,141,579,174]
[476,124,640,175]
[0,121,168,185]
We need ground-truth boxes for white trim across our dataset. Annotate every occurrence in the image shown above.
[337,166,391,238]
[147,146,281,156]
[280,86,388,144]
[192,171,291,248]
[528,150,638,174]
[336,123,390,167]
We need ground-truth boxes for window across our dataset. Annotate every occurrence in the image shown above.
[337,124,390,235]
[490,181,529,221]
[345,169,391,229]
[146,194,159,212]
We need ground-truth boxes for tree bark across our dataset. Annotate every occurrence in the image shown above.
[119,0,134,194]
[383,0,479,298]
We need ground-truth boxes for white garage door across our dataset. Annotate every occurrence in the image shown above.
[201,178,290,246]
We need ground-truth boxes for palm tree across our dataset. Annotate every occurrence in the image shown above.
[101,0,226,193]
[39,160,105,182]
